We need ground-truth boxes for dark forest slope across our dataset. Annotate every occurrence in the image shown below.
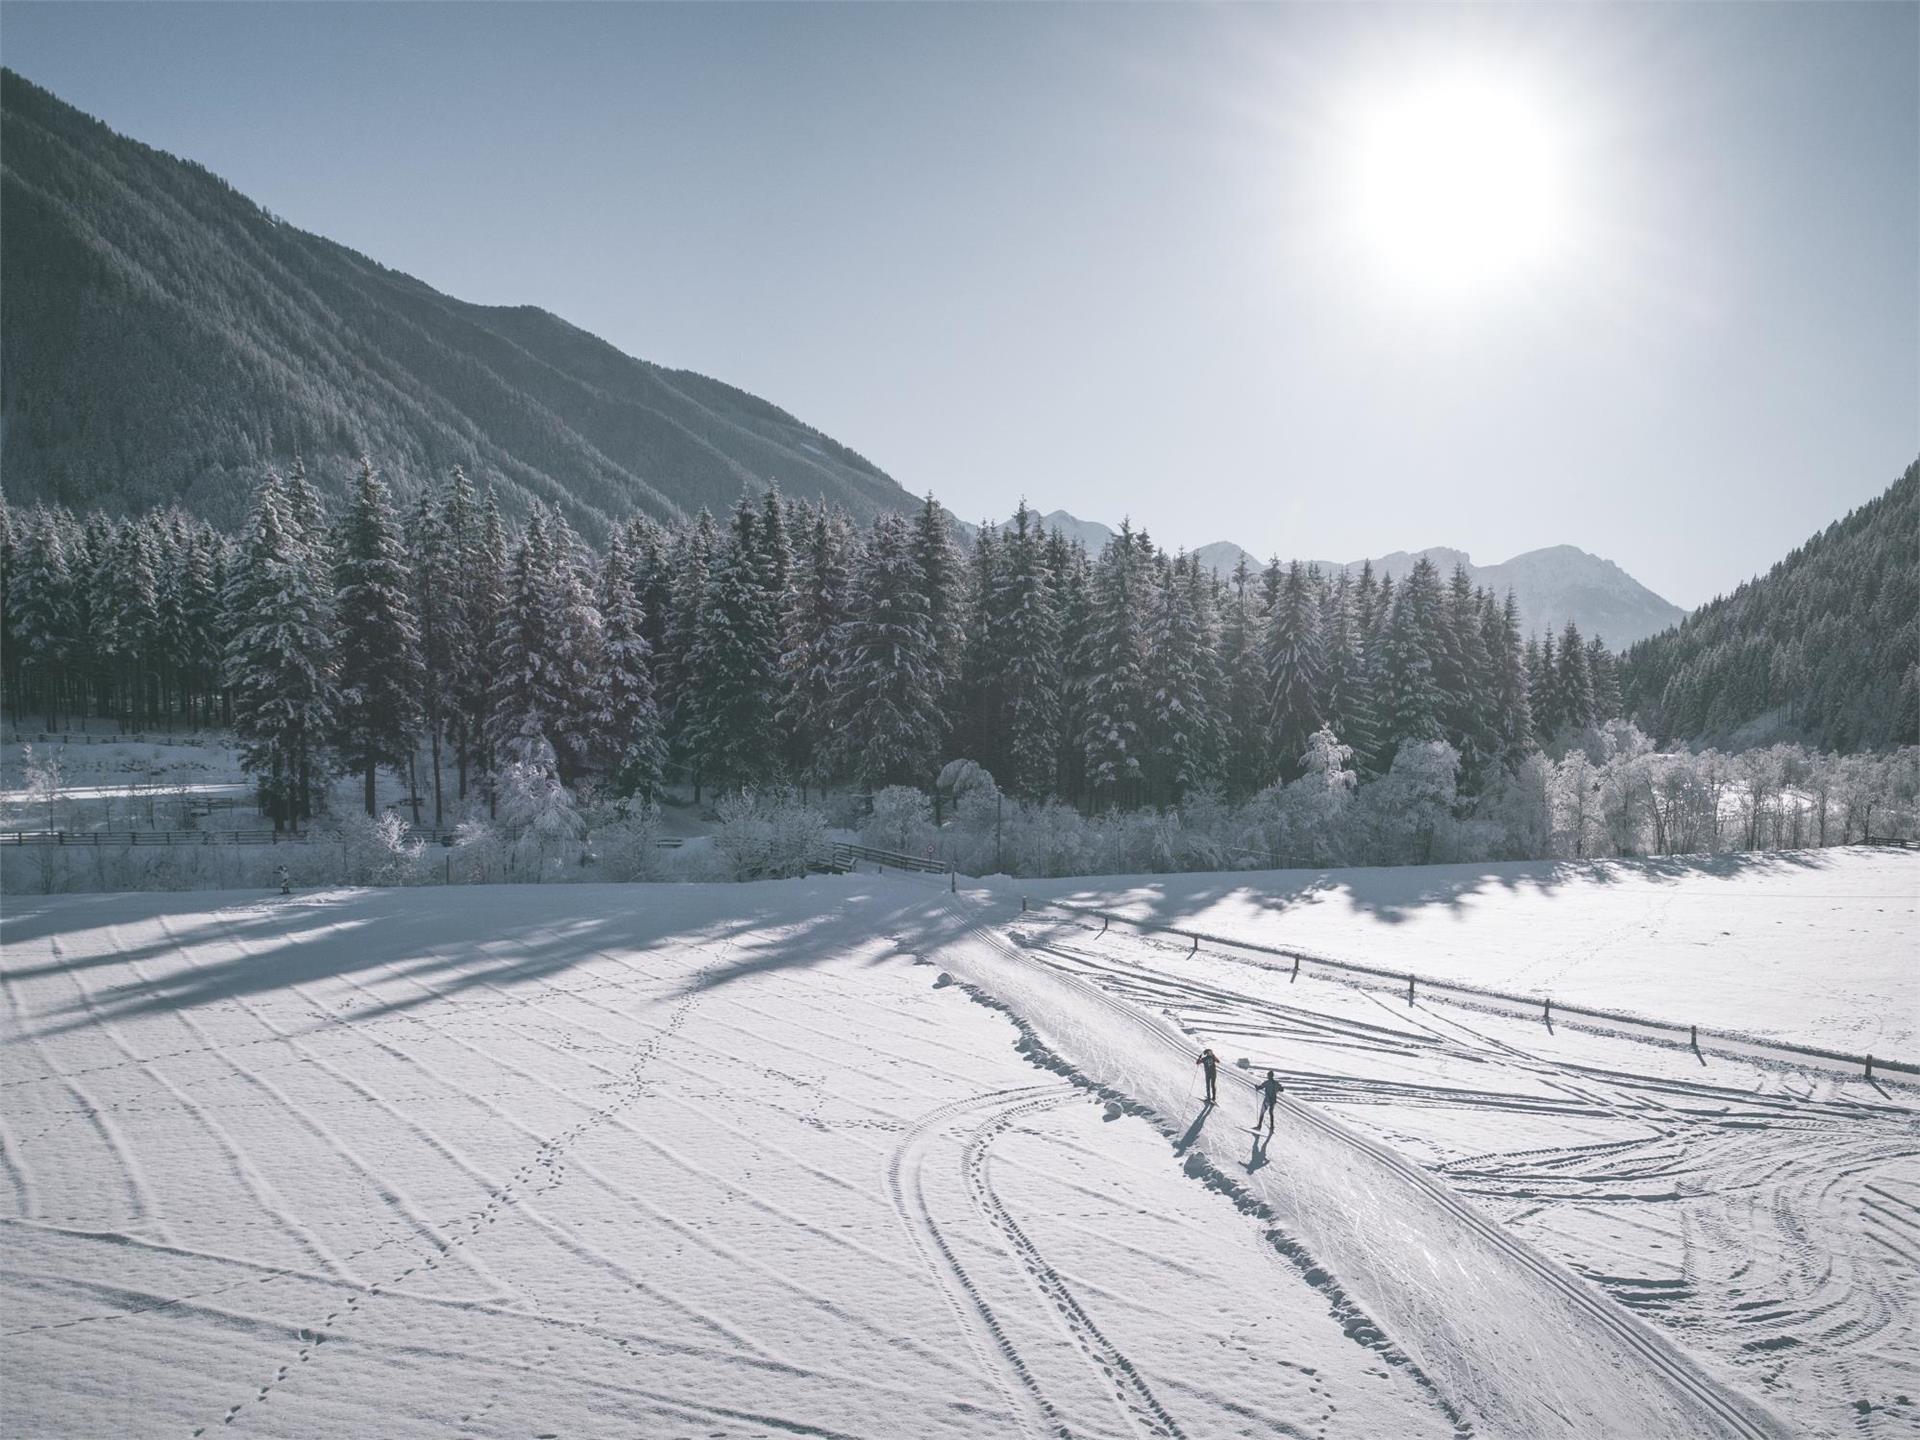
[1620,463,1918,751]
[0,69,915,533]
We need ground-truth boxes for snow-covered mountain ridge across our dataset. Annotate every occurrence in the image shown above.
[1019,511,1684,646]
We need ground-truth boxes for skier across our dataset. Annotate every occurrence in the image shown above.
[1255,1069,1284,1134]
[277,864,291,897]
[1196,1047,1219,1104]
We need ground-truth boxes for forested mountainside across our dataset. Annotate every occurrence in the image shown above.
[0,69,914,536]
[1620,463,1918,752]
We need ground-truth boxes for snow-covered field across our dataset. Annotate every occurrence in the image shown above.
[2,862,1914,1438]
[1012,849,1920,1058]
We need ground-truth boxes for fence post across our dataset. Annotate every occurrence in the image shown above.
[446,853,453,886]
[1290,956,1299,984]
[1543,998,1552,1025]
[1866,1055,1875,1081]
[1407,975,1415,1005]
[1689,1024,1698,1051]
[950,868,956,893]
[1099,915,1108,935]
[1021,895,1028,913]
[1188,935,1199,956]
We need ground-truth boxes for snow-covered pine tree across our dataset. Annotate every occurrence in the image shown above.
[777,502,854,793]
[1488,590,1534,770]
[542,511,610,780]
[599,533,666,801]
[332,459,424,818]
[1587,636,1623,721]
[487,509,566,777]
[1047,530,1095,806]
[281,455,334,580]
[459,489,508,799]
[911,494,966,733]
[225,480,332,831]
[833,511,942,789]
[680,499,780,795]
[1556,620,1595,732]
[621,513,673,691]
[1439,564,1498,789]
[1264,560,1325,782]
[435,468,481,800]
[955,520,1004,773]
[1217,583,1269,800]
[1259,556,1284,616]
[407,488,459,826]
[1530,630,1560,739]
[1145,552,1221,805]
[8,509,75,729]
[1374,557,1447,764]
[1320,570,1378,775]
[663,508,719,763]
[996,504,1063,800]
[1081,523,1154,809]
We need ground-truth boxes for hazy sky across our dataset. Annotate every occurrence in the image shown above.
[5,3,1915,606]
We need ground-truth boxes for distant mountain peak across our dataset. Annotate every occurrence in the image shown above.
[1037,509,1684,648]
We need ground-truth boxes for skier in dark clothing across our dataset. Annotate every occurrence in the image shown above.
[1256,1070,1284,1133]
[1196,1048,1219,1103]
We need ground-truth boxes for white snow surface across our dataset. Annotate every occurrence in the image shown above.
[1010,849,1920,1058]
[2,869,1913,1438]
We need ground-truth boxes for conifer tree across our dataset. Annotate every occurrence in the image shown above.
[1556,620,1595,731]
[332,460,423,817]
[1081,524,1153,808]
[1217,585,1269,799]
[995,504,1063,799]
[1530,631,1560,739]
[488,510,565,776]
[1264,560,1325,782]
[599,533,666,800]
[1439,565,1498,787]
[1048,530,1095,804]
[778,503,854,792]
[225,481,332,830]
[542,511,610,780]
[955,521,1004,771]
[1587,636,1623,721]
[664,508,718,750]
[680,499,780,795]
[407,489,458,825]
[1145,553,1221,804]
[1489,590,1534,769]
[1374,558,1447,764]
[834,511,942,788]
[912,493,966,734]
[9,510,75,730]
[1321,571,1378,774]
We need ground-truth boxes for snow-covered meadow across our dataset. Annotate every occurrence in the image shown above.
[4,853,1915,1438]
[1012,848,1920,1057]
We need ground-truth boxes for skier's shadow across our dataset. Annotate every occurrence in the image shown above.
[1174,1101,1214,1154]
[1245,1134,1270,1174]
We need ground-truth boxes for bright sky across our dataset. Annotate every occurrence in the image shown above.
[5,2,1915,607]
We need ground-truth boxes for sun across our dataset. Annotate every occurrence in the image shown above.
[1343,67,1572,301]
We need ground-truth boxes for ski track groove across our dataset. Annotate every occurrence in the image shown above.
[960,1091,1188,1439]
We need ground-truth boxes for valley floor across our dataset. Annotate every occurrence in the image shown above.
[1,859,1914,1438]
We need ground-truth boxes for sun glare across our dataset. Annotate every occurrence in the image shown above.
[1343,67,1572,301]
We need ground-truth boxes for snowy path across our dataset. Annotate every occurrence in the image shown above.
[960,908,1917,1438]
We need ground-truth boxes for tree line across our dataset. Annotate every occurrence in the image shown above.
[2,462,1650,830]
